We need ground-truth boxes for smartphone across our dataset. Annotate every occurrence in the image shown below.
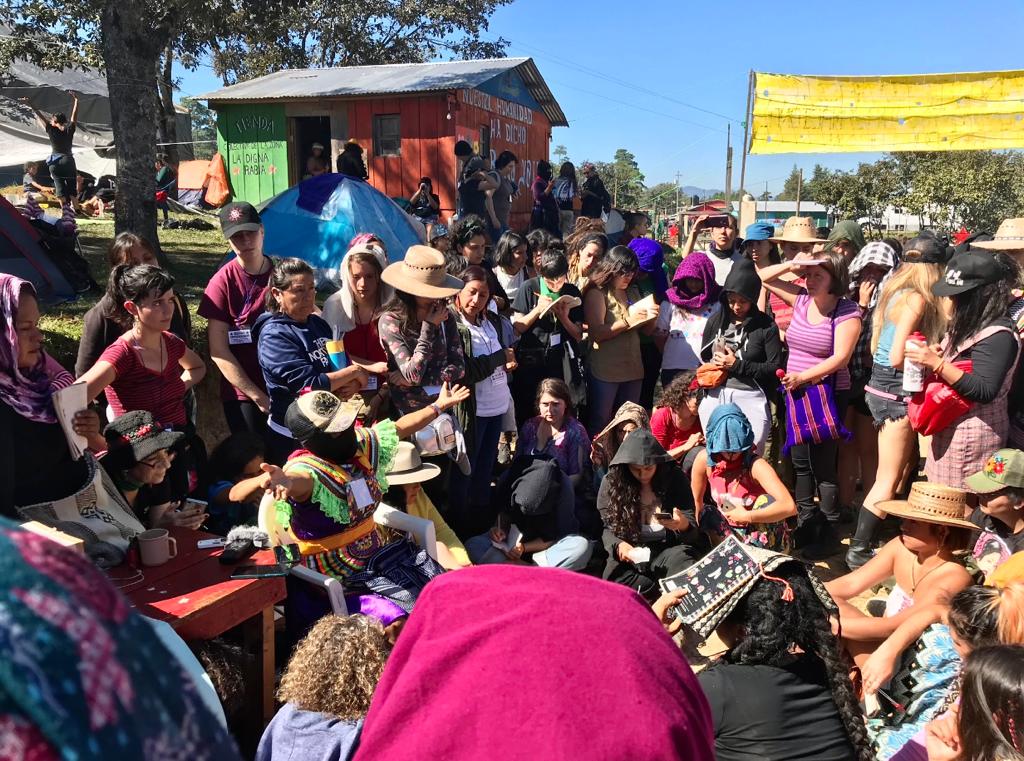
[654,511,674,520]
[705,215,730,228]
[197,537,228,550]
[273,543,301,565]
[178,498,208,512]
[230,563,291,580]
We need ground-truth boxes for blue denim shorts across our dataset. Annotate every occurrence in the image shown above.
[864,364,911,427]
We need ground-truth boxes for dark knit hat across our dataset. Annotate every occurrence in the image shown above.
[103,410,184,471]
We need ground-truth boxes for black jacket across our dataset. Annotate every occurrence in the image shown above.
[580,175,611,218]
[701,260,782,393]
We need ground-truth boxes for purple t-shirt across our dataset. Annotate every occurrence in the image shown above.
[198,259,273,401]
[785,293,861,391]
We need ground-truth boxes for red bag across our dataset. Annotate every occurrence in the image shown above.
[907,359,973,435]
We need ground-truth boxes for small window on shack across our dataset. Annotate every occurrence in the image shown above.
[373,114,401,157]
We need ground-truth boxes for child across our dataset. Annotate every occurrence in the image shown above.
[205,432,266,535]
[690,403,796,551]
[650,371,705,471]
[256,615,391,761]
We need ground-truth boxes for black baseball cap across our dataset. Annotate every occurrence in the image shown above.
[219,202,262,239]
[902,232,951,264]
[932,250,1005,297]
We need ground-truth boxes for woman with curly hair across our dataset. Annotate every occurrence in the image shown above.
[650,370,705,468]
[257,614,392,761]
[567,231,607,289]
[598,428,707,599]
[693,561,873,761]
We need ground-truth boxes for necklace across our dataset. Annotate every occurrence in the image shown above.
[911,556,948,593]
[239,254,269,277]
[131,327,166,374]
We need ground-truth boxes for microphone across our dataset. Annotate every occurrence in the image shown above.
[220,525,270,565]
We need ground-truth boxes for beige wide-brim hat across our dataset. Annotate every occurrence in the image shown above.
[387,441,441,485]
[381,245,463,298]
[876,481,977,530]
[973,218,1024,251]
[770,216,825,244]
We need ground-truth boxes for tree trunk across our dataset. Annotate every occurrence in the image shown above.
[157,44,180,165]
[101,0,168,264]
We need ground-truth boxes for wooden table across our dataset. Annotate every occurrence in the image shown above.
[117,527,286,727]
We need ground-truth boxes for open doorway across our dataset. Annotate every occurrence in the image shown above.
[291,116,332,183]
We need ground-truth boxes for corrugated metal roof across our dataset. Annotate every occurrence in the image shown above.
[200,57,568,127]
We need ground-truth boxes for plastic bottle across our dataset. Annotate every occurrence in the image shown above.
[903,331,927,393]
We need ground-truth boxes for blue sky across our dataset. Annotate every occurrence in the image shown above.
[177,0,1024,194]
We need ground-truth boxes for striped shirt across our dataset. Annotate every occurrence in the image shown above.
[785,293,861,391]
[99,331,187,426]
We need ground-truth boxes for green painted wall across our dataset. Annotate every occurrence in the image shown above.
[216,104,289,204]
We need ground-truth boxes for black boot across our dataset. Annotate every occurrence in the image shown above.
[803,520,843,561]
[845,508,884,570]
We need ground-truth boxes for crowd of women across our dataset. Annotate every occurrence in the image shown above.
[7,186,1024,760]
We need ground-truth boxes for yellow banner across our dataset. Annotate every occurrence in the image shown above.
[749,70,1024,154]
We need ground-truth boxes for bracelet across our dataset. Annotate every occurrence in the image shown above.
[934,358,946,376]
[429,402,442,417]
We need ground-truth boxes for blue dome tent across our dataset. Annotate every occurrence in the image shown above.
[258,174,425,284]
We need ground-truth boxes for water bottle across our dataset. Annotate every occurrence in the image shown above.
[903,332,927,393]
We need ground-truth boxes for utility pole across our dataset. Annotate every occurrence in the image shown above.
[675,171,684,247]
[795,168,803,216]
[724,123,733,208]
[739,70,753,203]
[764,181,769,216]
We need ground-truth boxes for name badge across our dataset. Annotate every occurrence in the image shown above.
[363,376,379,391]
[491,368,507,386]
[422,384,442,397]
[549,333,562,347]
[348,478,374,509]
[228,328,253,345]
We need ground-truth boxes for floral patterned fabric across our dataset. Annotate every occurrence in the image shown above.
[701,461,791,552]
[0,518,241,760]
[378,311,465,414]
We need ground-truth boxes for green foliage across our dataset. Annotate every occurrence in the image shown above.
[775,165,802,201]
[180,96,217,159]
[643,181,681,212]
[589,148,646,210]
[552,145,569,165]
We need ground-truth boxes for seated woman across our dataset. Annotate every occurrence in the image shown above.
[204,432,266,535]
[383,441,470,570]
[0,275,151,561]
[256,615,390,761]
[826,482,974,671]
[516,378,591,489]
[255,258,379,464]
[925,645,1024,761]
[661,557,871,761]
[964,449,1024,575]
[590,401,651,484]
[691,403,796,551]
[465,457,593,571]
[599,428,708,600]
[650,371,705,471]
[101,410,207,530]
[862,579,1024,761]
[78,264,206,501]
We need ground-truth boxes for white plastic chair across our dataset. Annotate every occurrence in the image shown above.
[256,493,438,616]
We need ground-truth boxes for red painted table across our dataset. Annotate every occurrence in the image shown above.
[115,527,286,727]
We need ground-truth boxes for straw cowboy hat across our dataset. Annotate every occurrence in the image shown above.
[382,245,463,298]
[972,218,1024,251]
[386,441,441,485]
[876,481,977,530]
[770,216,824,244]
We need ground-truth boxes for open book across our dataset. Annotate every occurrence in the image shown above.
[52,381,88,459]
[491,523,524,553]
[658,535,760,624]
[538,294,582,318]
[627,293,658,327]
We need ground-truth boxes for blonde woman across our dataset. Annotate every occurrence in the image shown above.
[846,234,949,569]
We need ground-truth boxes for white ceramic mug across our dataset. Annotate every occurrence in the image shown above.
[138,528,178,567]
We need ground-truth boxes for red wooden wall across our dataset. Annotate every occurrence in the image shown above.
[345,91,552,233]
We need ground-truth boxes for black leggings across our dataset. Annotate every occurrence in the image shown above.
[222,399,268,437]
[604,542,699,600]
[789,389,849,525]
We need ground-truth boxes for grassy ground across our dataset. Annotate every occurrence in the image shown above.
[42,215,232,443]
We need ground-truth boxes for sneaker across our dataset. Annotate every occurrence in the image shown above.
[497,435,514,466]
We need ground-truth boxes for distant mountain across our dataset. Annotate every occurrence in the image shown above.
[682,185,722,199]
